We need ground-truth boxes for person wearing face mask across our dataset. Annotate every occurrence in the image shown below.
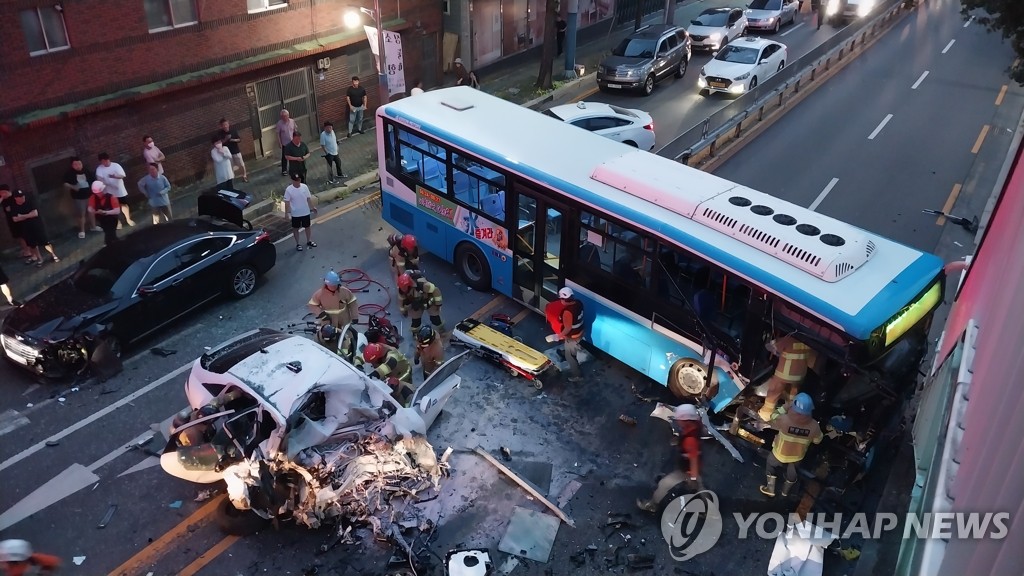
[142,135,166,175]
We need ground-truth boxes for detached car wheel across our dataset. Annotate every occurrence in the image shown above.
[216,499,270,536]
[228,265,259,299]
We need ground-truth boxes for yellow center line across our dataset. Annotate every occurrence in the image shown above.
[971,124,990,154]
[995,85,1008,106]
[314,190,382,225]
[177,535,240,576]
[937,183,962,225]
[107,495,225,576]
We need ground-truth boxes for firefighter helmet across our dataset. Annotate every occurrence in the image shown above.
[0,539,33,562]
[324,270,341,288]
[673,404,700,421]
[792,393,814,416]
[416,325,436,345]
[400,234,418,253]
[397,272,415,292]
[363,342,385,364]
[387,232,403,247]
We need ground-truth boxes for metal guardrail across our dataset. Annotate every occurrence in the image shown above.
[658,0,916,165]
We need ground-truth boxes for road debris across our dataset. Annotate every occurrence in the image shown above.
[150,347,177,357]
[446,549,492,576]
[619,414,637,425]
[626,553,655,570]
[500,446,513,461]
[168,500,182,509]
[497,556,520,575]
[72,556,86,566]
[194,489,216,502]
[499,506,561,563]
[45,440,59,447]
[97,504,117,528]
[472,447,575,527]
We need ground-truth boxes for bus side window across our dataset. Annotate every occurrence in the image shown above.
[397,128,449,195]
[383,124,397,172]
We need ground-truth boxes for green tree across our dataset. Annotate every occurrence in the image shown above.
[536,0,559,89]
[960,0,1024,83]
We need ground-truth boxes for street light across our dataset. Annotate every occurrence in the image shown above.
[345,2,390,104]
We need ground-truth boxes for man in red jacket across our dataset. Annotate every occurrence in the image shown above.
[545,287,584,382]
[637,404,704,512]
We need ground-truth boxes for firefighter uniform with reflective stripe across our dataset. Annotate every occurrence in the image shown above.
[389,241,419,282]
[308,285,359,328]
[415,330,445,379]
[759,336,817,420]
[399,273,444,333]
[368,344,414,404]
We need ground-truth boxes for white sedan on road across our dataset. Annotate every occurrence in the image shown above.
[543,101,657,150]
[687,8,748,52]
[698,37,788,95]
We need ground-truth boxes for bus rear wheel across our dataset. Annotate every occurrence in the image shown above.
[455,243,491,291]
[668,358,714,398]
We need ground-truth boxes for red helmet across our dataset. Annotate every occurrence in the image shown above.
[397,272,414,292]
[363,342,385,364]
[387,233,403,247]
[400,234,418,252]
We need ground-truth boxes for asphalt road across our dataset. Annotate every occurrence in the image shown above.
[712,0,1024,251]
[2,1,1022,574]
[588,0,842,150]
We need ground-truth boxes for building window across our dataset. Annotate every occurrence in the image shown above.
[349,47,375,76]
[144,0,198,32]
[442,0,451,14]
[19,7,70,55]
[247,0,287,13]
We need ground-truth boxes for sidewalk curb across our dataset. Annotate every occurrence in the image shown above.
[243,170,380,220]
[521,73,599,110]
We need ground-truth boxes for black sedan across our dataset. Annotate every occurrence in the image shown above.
[1,217,276,379]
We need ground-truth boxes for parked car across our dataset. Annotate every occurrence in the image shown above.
[597,24,691,96]
[160,328,466,533]
[745,0,799,33]
[543,101,657,150]
[698,37,788,95]
[687,8,748,52]
[0,206,276,379]
[825,0,876,25]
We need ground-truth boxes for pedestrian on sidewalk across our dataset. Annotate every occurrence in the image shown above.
[319,122,345,184]
[142,135,166,176]
[0,185,31,259]
[283,173,317,252]
[11,190,59,267]
[556,14,567,56]
[346,77,367,137]
[410,79,425,96]
[284,131,311,183]
[95,153,136,227]
[63,157,100,239]
[211,135,235,191]
[467,70,481,89]
[89,181,121,246]
[0,263,20,307]
[453,58,469,86]
[218,118,248,183]
[276,109,297,176]
[138,163,173,224]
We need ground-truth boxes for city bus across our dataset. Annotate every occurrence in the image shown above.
[375,87,945,468]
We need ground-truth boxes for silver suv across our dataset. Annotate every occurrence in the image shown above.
[597,24,691,96]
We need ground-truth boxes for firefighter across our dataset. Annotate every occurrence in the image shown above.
[308,269,360,329]
[544,287,584,382]
[637,404,704,512]
[414,325,445,380]
[758,335,817,420]
[760,393,823,498]
[0,539,60,576]
[387,233,420,284]
[397,270,444,335]
[362,342,414,405]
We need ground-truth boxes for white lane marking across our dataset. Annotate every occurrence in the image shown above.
[87,430,156,473]
[963,16,973,28]
[809,178,839,212]
[868,114,894,140]
[942,39,955,54]
[911,70,929,89]
[0,463,99,531]
[0,409,30,438]
[0,362,190,473]
[780,22,805,37]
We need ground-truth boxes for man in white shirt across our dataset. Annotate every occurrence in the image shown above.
[95,152,136,227]
[284,172,318,251]
[142,135,166,175]
[410,79,425,96]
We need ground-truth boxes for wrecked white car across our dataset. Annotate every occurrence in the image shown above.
[159,327,465,535]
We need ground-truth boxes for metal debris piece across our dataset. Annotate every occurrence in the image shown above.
[194,489,216,502]
[619,415,637,425]
[472,447,574,527]
[498,506,560,563]
[97,504,117,528]
[500,447,512,461]
[446,549,492,576]
[497,556,520,575]
[72,556,86,566]
[150,347,177,357]
[626,553,655,570]
[555,480,582,509]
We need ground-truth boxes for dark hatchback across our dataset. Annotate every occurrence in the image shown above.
[1,218,276,379]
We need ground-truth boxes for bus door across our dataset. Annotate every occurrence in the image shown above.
[511,182,569,311]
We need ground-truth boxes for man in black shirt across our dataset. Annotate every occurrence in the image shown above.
[346,76,367,137]
[63,157,99,238]
[218,118,248,183]
[283,131,311,183]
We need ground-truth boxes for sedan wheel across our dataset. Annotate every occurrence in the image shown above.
[773,19,780,33]
[750,76,758,90]
[642,75,655,96]
[777,60,785,73]
[674,59,688,79]
[229,265,258,299]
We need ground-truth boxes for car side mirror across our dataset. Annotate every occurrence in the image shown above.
[760,58,769,64]
[138,285,156,297]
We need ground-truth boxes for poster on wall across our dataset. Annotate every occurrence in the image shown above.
[363,26,407,97]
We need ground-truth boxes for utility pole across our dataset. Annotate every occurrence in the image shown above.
[564,0,579,79]
[634,0,643,31]
[664,0,674,25]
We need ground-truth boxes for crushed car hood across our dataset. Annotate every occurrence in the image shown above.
[3,279,114,339]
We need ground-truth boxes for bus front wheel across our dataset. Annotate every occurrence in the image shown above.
[668,358,715,399]
[455,243,491,291]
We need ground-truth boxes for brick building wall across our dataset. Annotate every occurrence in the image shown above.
[0,0,441,246]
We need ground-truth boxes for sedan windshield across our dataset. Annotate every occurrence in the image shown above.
[693,12,729,27]
[72,249,137,296]
[715,45,759,64]
[612,38,657,58]
[748,0,782,9]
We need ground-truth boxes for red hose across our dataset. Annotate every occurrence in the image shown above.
[338,268,392,319]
